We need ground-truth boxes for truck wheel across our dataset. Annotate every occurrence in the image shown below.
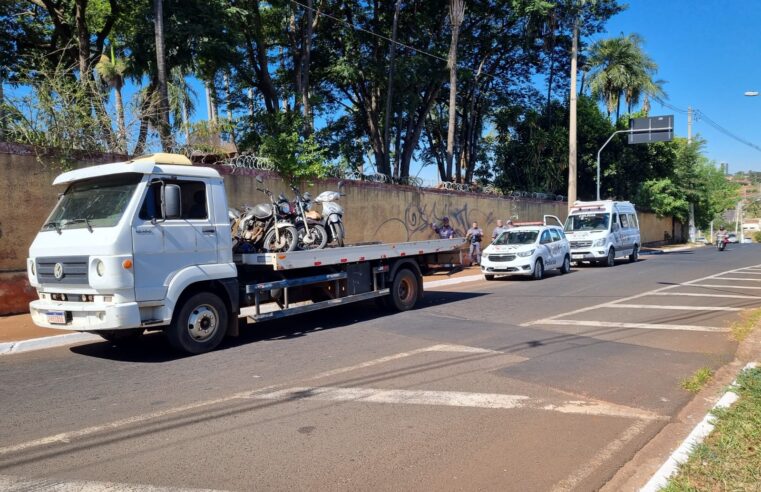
[484,274,495,281]
[98,329,143,346]
[560,255,571,274]
[629,245,639,263]
[167,292,228,354]
[390,268,419,311]
[532,259,544,280]
[606,248,616,267]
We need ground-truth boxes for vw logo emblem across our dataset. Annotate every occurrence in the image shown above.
[53,263,64,280]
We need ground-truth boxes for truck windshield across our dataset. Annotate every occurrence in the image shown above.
[42,174,142,231]
[564,213,610,232]
[493,230,539,245]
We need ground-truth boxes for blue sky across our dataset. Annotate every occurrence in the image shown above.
[601,0,761,173]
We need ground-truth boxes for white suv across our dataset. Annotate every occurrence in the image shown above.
[481,224,571,280]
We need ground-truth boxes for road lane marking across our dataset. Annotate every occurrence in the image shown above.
[528,319,730,333]
[0,344,505,458]
[655,292,761,299]
[0,474,223,492]
[714,277,761,281]
[251,386,665,420]
[687,283,761,289]
[551,420,652,492]
[605,304,744,312]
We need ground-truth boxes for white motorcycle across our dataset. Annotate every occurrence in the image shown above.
[313,182,346,247]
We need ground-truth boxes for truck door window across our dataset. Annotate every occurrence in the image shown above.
[620,214,629,228]
[139,180,208,221]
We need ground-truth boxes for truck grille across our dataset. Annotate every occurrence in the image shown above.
[570,240,592,248]
[488,254,516,262]
[36,256,90,285]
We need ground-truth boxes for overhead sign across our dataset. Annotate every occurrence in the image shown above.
[628,115,674,144]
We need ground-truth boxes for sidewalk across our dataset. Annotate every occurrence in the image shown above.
[0,266,485,347]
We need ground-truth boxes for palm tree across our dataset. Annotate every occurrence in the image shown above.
[95,45,128,152]
[586,34,665,121]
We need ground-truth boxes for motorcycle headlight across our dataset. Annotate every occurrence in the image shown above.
[517,249,534,257]
[95,259,105,277]
[593,238,607,247]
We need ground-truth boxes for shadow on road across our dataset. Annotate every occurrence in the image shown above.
[69,291,487,363]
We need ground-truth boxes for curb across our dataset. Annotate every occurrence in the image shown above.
[640,361,759,491]
[0,332,101,356]
[0,274,486,357]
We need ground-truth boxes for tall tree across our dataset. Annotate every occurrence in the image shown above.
[446,0,465,182]
[95,44,127,152]
[153,0,172,150]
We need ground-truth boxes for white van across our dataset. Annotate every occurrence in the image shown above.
[563,200,641,267]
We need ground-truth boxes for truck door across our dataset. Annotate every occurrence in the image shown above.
[132,179,217,302]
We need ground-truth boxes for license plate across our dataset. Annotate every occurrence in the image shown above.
[46,311,67,324]
[572,254,584,260]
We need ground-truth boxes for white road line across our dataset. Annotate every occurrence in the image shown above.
[687,283,761,290]
[252,386,665,420]
[605,304,744,312]
[655,292,761,299]
[708,277,761,281]
[529,319,730,333]
[0,474,223,492]
[730,271,761,275]
[424,274,484,289]
[0,344,502,458]
[551,420,652,492]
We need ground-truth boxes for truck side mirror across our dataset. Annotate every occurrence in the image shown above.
[162,184,182,219]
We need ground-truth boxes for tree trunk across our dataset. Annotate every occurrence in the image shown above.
[114,86,126,153]
[0,80,5,141]
[133,116,149,155]
[300,0,314,134]
[445,0,465,183]
[75,0,90,84]
[154,0,172,150]
[383,0,401,176]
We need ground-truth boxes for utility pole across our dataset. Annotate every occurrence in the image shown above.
[567,17,579,210]
[687,106,695,242]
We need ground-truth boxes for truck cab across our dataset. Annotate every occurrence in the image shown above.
[564,200,640,267]
[27,154,237,350]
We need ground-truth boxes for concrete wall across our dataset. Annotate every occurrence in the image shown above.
[0,151,680,315]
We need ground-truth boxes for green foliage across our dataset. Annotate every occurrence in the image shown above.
[754,231,761,243]
[254,113,328,185]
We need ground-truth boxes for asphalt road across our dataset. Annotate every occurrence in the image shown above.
[2,245,760,491]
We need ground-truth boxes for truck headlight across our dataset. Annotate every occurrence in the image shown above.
[517,249,534,257]
[95,259,105,277]
[593,238,607,247]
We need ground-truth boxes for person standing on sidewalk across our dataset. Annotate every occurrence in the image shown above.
[466,222,484,266]
[431,216,455,239]
[491,220,507,242]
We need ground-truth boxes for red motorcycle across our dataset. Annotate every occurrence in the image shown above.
[716,233,729,251]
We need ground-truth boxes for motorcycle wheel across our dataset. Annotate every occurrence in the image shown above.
[262,226,299,252]
[332,222,345,247]
[298,223,328,250]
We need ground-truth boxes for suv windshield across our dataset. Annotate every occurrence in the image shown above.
[42,174,142,231]
[564,213,610,232]
[493,230,539,245]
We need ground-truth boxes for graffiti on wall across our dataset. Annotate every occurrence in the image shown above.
[374,201,502,241]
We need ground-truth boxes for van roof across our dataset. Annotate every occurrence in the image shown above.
[52,155,220,185]
[570,200,635,212]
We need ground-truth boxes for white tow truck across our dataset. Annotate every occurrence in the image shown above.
[26,154,465,354]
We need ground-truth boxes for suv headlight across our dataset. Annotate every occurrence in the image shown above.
[592,238,607,247]
[517,249,534,257]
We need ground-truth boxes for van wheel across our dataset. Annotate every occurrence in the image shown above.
[605,248,616,267]
[98,329,143,346]
[560,255,571,274]
[484,274,495,281]
[167,292,228,354]
[532,259,544,280]
[390,268,419,311]
[629,245,639,263]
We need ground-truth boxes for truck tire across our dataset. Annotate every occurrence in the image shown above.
[167,292,228,354]
[484,274,495,281]
[390,268,419,311]
[98,329,144,346]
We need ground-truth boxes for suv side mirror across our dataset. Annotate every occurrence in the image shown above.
[162,184,182,219]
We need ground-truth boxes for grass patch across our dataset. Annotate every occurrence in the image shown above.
[662,367,761,491]
[730,308,761,342]
[681,367,713,393]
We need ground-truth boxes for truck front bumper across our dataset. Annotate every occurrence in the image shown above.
[29,299,141,331]
[570,248,608,261]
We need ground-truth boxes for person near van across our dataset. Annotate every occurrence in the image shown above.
[432,216,455,239]
[466,222,484,266]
